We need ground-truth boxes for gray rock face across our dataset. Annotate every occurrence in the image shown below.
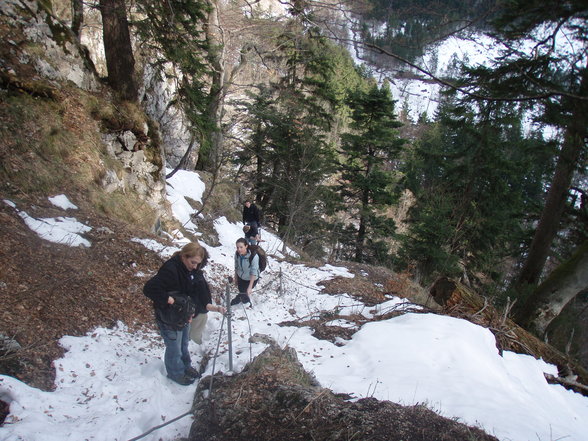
[1,0,174,220]
[1,0,100,91]
[140,64,196,169]
[77,4,197,169]
[100,132,166,209]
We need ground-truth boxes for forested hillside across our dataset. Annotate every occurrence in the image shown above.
[0,0,587,433]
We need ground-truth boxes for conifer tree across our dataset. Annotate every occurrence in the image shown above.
[396,100,552,284]
[337,82,404,263]
[235,33,339,250]
[99,0,137,101]
[135,0,211,165]
[454,0,587,322]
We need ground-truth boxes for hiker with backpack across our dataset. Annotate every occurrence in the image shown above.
[143,242,225,386]
[231,238,261,306]
[243,223,260,245]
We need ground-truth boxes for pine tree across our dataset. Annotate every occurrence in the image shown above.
[337,82,404,263]
[396,99,552,284]
[134,0,211,158]
[454,0,587,323]
[235,33,339,250]
[99,0,137,101]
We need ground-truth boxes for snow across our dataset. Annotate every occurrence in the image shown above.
[386,34,501,121]
[48,194,78,210]
[344,22,502,122]
[2,169,588,441]
[3,199,91,248]
[165,169,206,234]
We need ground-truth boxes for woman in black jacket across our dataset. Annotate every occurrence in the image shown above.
[144,242,225,386]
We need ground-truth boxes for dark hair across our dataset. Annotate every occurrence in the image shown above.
[236,238,248,248]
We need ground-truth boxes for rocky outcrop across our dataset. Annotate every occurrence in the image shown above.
[0,0,99,92]
[100,130,166,210]
[140,63,195,169]
[1,0,171,223]
[76,3,196,168]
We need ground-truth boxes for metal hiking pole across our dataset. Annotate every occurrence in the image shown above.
[226,276,234,372]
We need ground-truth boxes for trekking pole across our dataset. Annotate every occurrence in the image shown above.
[226,276,234,372]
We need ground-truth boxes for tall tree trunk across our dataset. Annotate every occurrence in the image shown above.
[514,67,588,294]
[71,0,83,38]
[517,241,588,335]
[197,0,250,172]
[355,211,366,262]
[355,188,369,262]
[99,0,137,101]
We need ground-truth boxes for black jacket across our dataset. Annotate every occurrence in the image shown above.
[245,223,259,240]
[190,270,212,314]
[242,203,261,225]
[143,254,212,317]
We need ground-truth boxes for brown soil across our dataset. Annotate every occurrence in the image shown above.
[318,261,439,309]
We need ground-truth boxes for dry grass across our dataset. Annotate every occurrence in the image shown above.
[88,189,160,231]
[0,84,161,230]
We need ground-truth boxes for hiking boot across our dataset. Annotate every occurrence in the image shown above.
[168,374,195,386]
[185,366,201,379]
[240,294,251,305]
[230,294,242,306]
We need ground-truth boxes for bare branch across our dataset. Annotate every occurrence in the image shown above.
[283,1,588,102]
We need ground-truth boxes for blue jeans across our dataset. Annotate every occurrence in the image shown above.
[158,322,191,380]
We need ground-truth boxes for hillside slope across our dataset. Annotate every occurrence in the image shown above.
[1,3,587,440]
[2,179,588,441]
[0,194,164,390]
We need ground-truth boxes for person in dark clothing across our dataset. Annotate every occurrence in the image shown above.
[243,223,260,245]
[188,257,219,345]
[144,242,225,386]
[242,200,261,228]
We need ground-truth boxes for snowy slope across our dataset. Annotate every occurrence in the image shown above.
[1,170,587,441]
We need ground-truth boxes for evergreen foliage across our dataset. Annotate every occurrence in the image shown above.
[453,0,588,294]
[360,0,497,62]
[337,83,404,263]
[396,99,553,284]
[134,0,211,138]
[235,32,342,250]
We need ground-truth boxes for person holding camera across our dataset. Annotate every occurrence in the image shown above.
[143,242,225,386]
